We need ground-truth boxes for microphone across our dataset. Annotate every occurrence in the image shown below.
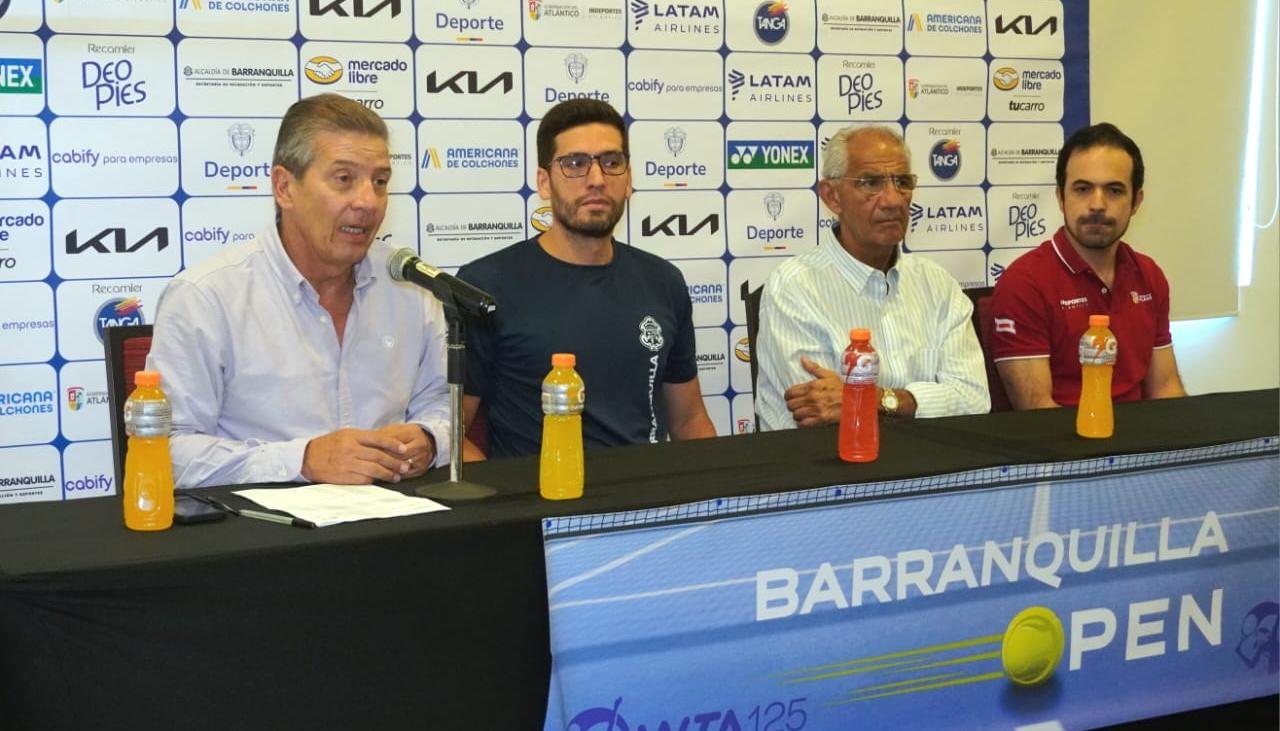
[387,247,497,318]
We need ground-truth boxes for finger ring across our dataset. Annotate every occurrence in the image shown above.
[407,457,414,466]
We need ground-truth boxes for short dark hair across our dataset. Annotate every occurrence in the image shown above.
[536,99,628,169]
[1056,122,1144,200]
[273,93,388,178]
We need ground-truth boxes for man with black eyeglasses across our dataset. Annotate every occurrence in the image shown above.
[755,125,990,430]
[457,99,716,459]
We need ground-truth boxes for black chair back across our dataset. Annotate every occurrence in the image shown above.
[740,280,764,399]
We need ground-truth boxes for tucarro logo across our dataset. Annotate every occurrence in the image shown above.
[309,0,401,17]
[929,138,961,180]
[994,14,1058,36]
[66,227,169,254]
[0,58,43,95]
[641,213,719,237]
[94,297,144,341]
[753,1,789,44]
[426,69,513,94]
[727,140,813,170]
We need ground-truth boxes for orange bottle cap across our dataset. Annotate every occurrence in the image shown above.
[134,371,161,387]
[1088,314,1111,327]
[551,353,576,367]
[849,328,871,341]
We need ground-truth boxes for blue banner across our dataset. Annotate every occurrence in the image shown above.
[543,439,1280,731]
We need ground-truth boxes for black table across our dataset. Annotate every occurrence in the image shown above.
[1,391,1276,730]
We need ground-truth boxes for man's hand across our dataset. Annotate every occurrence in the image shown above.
[373,423,436,479]
[301,427,420,484]
[784,356,844,428]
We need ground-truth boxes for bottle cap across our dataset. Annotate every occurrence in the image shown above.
[134,371,161,387]
[551,353,576,367]
[1088,314,1111,328]
[849,328,871,342]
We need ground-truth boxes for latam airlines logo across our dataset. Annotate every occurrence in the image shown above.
[93,297,144,342]
[908,202,983,234]
[309,0,400,17]
[727,140,813,170]
[727,69,812,102]
[0,58,42,94]
[630,0,720,32]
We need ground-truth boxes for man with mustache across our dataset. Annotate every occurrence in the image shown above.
[755,125,990,430]
[457,99,716,458]
[990,123,1185,408]
[148,94,450,487]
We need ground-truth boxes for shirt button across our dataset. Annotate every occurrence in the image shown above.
[319,315,329,322]
[1101,287,1108,294]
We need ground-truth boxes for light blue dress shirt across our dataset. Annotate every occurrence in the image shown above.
[147,227,451,488]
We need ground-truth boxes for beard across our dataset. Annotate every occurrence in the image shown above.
[552,195,625,238]
[1066,212,1130,250]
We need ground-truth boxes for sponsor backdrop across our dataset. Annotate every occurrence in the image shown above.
[0,0,1088,503]
[542,441,1280,730]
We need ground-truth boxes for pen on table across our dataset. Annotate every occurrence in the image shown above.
[192,493,318,530]
[238,508,318,530]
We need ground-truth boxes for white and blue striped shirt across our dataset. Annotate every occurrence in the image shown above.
[755,225,990,430]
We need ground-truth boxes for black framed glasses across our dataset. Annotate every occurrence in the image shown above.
[552,151,630,178]
[836,174,918,195]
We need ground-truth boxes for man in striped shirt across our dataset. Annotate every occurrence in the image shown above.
[755,125,990,430]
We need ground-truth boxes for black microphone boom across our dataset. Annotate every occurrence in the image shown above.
[387,247,497,318]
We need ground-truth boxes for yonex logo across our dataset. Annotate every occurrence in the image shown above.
[727,141,813,170]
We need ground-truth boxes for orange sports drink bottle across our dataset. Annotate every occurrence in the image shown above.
[838,329,880,462]
[1076,314,1117,438]
[540,353,585,500]
[122,370,175,530]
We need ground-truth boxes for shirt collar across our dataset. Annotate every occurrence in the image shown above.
[821,224,902,294]
[1050,225,1136,277]
[261,225,377,296]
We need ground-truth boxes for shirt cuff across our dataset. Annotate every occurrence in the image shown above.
[904,382,952,420]
[255,437,310,483]
[412,418,451,467]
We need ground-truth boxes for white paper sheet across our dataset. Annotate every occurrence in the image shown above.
[233,484,451,527]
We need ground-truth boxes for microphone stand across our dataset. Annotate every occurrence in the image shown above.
[414,299,497,501]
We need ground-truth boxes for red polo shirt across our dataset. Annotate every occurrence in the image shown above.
[989,227,1172,405]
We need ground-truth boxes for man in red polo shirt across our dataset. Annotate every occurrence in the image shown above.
[990,123,1186,409]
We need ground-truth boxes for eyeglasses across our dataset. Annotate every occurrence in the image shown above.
[835,174,918,195]
[552,151,630,178]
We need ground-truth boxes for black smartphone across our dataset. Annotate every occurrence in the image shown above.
[174,494,228,524]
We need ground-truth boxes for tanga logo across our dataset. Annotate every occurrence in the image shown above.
[638,315,664,352]
[1237,601,1279,673]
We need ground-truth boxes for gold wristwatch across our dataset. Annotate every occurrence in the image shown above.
[880,388,899,415]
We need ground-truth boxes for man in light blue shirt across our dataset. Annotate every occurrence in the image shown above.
[148,94,450,488]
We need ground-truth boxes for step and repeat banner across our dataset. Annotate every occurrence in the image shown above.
[0,0,1089,503]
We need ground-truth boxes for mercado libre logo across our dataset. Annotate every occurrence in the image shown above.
[304,56,343,84]
[93,297,144,342]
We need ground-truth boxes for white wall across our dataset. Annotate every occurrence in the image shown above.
[1091,0,1279,394]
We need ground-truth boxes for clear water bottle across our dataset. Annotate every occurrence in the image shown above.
[1077,314,1117,439]
[122,370,175,531]
[540,353,585,500]
[838,328,880,463]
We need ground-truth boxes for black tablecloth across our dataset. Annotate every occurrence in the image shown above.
[1,391,1277,730]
